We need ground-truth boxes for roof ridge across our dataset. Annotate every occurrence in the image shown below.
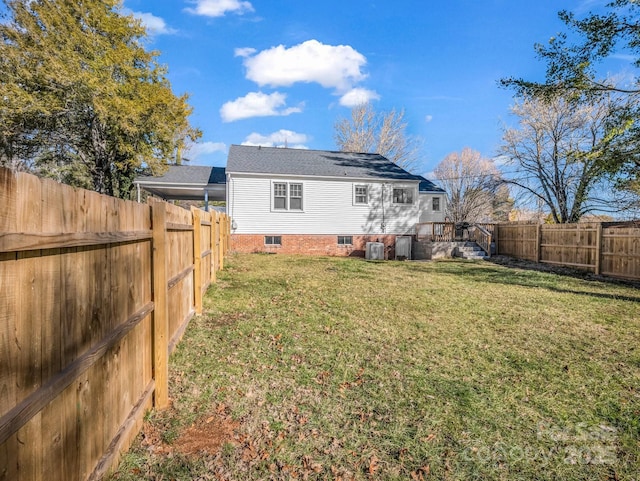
[229,144,382,157]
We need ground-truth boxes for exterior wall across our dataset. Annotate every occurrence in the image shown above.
[418,192,447,223]
[227,174,420,236]
[232,234,401,258]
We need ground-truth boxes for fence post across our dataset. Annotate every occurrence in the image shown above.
[191,207,203,315]
[535,224,542,263]
[218,215,225,271]
[151,201,169,409]
[595,223,603,275]
[210,211,217,283]
[214,212,221,274]
[226,215,231,255]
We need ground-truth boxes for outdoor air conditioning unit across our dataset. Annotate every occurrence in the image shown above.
[365,242,385,260]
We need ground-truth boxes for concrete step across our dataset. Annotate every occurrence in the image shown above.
[454,242,487,259]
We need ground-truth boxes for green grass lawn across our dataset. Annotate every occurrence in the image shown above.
[110,254,640,480]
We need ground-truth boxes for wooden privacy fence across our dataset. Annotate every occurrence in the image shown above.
[494,222,640,281]
[0,167,230,481]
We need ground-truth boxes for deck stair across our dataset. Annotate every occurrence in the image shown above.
[454,241,488,260]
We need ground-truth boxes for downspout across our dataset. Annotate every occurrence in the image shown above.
[381,183,386,233]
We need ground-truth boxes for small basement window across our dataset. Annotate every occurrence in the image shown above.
[264,235,282,245]
[337,235,353,245]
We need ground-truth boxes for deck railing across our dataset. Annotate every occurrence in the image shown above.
[416,222,455,241]
[469,224,492,257]
[416,222,493,257]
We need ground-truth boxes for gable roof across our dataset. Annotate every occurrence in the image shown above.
[134,165,226,201]
[226,145,424,182]
[418,177,446,193]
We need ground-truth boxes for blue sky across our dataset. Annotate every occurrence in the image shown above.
[122,0,619,177]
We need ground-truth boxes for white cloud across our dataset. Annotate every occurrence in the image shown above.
[425,115,433,123]
[220,91,303,122]
[234,47,257,58]
[242,130,310,148]
[187,141,227,160]
[131,12,177,35]
[338,88,380,107]
[241,40,367,91]
[185,0,254,17]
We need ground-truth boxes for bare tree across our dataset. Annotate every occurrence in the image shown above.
[500,94,632,223]
[334,102,420,171]
[433,148,507,223]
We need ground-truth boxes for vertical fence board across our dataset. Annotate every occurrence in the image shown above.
[151,202,169,409]
[192,207,203,315]
[211,212,217,283]
[0,168,231,481]
[15,173,43,481]
[0,169,18,481]
[496,222,640,281]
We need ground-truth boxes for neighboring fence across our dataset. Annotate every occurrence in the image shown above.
[494,222,640,281]
[0,167,230,481]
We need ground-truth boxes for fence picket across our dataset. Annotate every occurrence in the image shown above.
[0,167,231,480]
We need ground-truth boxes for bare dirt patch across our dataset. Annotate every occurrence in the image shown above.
[141,407,239,457]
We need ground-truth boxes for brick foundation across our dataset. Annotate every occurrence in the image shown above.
[231,234,403,258]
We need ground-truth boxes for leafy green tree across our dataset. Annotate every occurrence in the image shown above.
[501,1,640,98]
[500,0,640,200]
[0,0,200,198]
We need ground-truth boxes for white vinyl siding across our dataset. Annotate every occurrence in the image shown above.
[229,175,421,235]
[418,193,447,223]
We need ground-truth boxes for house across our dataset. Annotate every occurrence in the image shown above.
[226,144,446,257]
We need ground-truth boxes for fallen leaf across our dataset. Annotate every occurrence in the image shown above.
[368,455,379,475]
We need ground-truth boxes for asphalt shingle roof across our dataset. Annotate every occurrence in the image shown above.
[418,177,446,193]
[135,165,225,185]
[226,145,425,182]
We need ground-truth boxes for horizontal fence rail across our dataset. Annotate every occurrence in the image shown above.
[494,222,640,281]
[0,167,231,481]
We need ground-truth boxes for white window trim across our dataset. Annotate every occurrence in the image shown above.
[432,196,442,212]
[391,186,416,205]
[337,235,353,245]
[353,184,369,206]
[264,235,282,245]
[271,181,304,212]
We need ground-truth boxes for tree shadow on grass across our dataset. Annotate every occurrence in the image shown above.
[405,257,640,304]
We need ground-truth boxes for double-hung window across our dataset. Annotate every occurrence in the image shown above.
[273,182,303,211]
[432,196,441,211]
[392,187,414,205]
[354,185,368,205]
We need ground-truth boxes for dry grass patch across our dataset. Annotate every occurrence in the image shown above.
[110,254,640,480]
